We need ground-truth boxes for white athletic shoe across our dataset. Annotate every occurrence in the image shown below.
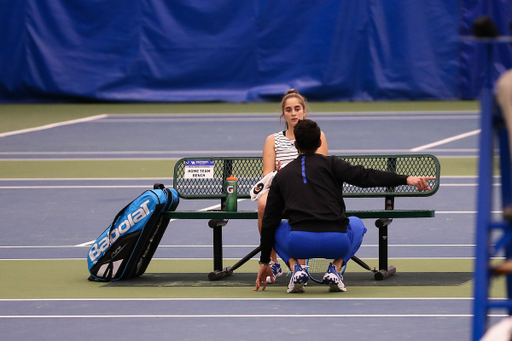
[322,263,347,292]
[287,264,309,293]
[266,261,283,283]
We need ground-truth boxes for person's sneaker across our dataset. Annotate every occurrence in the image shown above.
[322,263,347,292]
[266,261,283,283]
[287,264,309,293]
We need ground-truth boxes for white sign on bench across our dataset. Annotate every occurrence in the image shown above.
[184,159,215,179]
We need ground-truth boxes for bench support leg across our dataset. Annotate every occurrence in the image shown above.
[374,194,396,280]
[208,218,229,272]
[375,224,397,280]
[213,225,223,271]
[378,224,388,271]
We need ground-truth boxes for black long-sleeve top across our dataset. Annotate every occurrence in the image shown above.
[259,153,408,264]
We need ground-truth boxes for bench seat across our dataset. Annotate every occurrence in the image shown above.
[164,209,435,220]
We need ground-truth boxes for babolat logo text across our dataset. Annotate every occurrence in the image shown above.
[89,200,152,262]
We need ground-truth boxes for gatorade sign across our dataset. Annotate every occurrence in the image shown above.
[184,160,214,179]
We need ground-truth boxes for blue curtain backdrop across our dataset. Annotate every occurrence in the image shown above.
[0,0,510,103]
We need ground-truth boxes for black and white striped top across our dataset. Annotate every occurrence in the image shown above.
[273,131,298,169]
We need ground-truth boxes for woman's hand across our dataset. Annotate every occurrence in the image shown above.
[254,264,274,291]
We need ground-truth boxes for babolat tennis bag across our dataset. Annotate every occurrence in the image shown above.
[87,183,179,282]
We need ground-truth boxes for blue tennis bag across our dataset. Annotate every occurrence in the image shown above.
[87,183,179,282]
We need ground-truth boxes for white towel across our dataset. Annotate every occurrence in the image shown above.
[250,171,277,201]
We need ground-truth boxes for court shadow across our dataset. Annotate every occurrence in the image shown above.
[101,272,473,287]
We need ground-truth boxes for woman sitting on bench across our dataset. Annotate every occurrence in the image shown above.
[256,89,328,284]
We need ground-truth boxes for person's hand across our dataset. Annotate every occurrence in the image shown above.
[254,264,273,291]
[276,160,282,171]
[407,176,436,192]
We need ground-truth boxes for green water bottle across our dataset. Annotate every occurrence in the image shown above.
[225,175,238,212]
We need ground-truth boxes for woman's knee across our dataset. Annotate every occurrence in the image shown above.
[257,193,268,232]
[257,193,268,215]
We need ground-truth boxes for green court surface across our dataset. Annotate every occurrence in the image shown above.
[1,258,505,299]
[0,100,496,300]
[0,157,486,178]
[0,159,178,178]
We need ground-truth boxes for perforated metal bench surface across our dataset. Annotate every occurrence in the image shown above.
[172,154,440,199]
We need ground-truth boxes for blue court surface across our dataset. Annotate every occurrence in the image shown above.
[0,110,504,341]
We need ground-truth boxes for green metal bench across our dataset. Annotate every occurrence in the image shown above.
[164,154,440,280]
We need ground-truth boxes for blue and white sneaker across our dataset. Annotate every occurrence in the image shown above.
[287,264,309,293]
[266,261,283,283]
[322,263,347,292]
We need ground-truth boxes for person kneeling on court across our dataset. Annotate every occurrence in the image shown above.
[254,119,435,293]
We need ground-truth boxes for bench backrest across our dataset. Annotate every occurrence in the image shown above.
[172,154,440,199]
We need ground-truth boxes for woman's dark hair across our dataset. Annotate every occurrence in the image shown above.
[294,119,321,153]
[280,89,308,129]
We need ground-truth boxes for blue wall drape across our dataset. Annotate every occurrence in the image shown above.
[0,0,510,103]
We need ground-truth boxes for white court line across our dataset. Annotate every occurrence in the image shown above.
[0,244,477,249]
[75,241,97,247]
[0,186,151,189]
[0,297,477,301]
[0,184,489,189]
[0,115,108,138]
[74,201,226,247]
[154,244,477,248]
[440,184,502,187]
[156,244,477,248]
[69,208,489,247]
[0,148,479,157]
[0,150,479,161]
[411,129,481,152]
[0,175,483,181]
[0,177,174,181]
[417,149,478,152]
[0,314,500,319]
[99,115,479,123]
[0,111,477,140]
[0,257,490,261]
[102,111,479,117]
[0,246,88,249]
[0,150,261,155]
[0,158,201,161]
[437,211,503,214]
